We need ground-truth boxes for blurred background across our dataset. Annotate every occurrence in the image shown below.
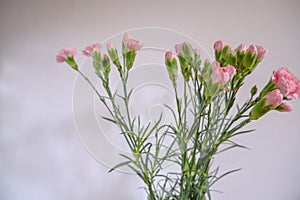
[0,0,300,199]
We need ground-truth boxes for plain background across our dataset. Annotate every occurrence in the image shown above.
[1,0,300,200]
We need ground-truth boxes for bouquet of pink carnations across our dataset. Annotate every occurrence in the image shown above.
[57,32,299,200]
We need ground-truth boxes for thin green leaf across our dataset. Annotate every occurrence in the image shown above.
[108,160,132,173]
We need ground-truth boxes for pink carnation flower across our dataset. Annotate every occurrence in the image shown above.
[247,45,257,56]
[236,43,246,52]
[123,32,143,51]
[280,103,293,112]
[175,43,184,54]
[226,64,236,77]
[264,89,283,108]
[213,40,225,51]
[56,47,77,63]
[82,43,101,57]
[165,51,177,61]
[272,68,300,100]
[211,62,236,85]
[256,45,268,60]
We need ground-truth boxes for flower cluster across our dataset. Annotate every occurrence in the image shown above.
[212,40,299,118]
[56,34,299,200]
[214,40,268,75]
[250,67,300,119]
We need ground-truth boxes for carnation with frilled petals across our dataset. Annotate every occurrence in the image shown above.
[250,89,283,120]
[56,47,77,63]
[211,61,236,85]
[82,43,101,57]
[256,45,268,60]
[264,89,283,108]
[276,103,293,112]
[123,32,143,51]
[226,65,236,77]
[211,68,230,84]
[236,43,246,52]
[272,68,300,100]
[247,45,257,56]
[211,62,236,85]
[214,40,225,51]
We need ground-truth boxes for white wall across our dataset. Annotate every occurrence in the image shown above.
[1,0,300,200]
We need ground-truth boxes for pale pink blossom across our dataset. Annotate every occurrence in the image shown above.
[272,68,300,100]
[280,103,293,112]
[82,43,101,57]
[56,47,77,63]
[236,43,246,52]
[264,89,283,108]
[165,51,177,61]
[106,42,115,51]
[211,61,220,70]
[225,65,236,77]
[247,45,257,56]
[175,43,184,54]
[214,40,225,51]
[123,32,143,51]
[211,62,236,85]
[211,67,230,84]
[194,48,200,55]
[256,45,268,60]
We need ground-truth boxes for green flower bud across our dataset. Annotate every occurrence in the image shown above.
[107,42,122,72]
[250,85,258,97]
[102,54,111,80]
[165,51,178,84]
[92,51,102,72]
[125,50,136,71]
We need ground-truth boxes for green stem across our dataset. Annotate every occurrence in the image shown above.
[121,73,133,130]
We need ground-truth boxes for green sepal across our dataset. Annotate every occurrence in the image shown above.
[102,56,111,80]
[242,51,257,72]
[122,41,127,55]
[226,52,237,66]
[250,85,258,97]
[201,60,212,76]
[249,98,272,120]
[178,55,191,81]
[165,58,178,84]
[182,42,194,63]
[92,51,102,72]
[178,54,189,69]
[65,56,78,70]
[125,50,136,71]
[259,79,276,98]
[215,50,221,62]
[207,81,221,98]
[219,46,231,66]
[236,50,245,67]
[193,52,201,71]
[108,48,122,71]
[275,103,289,112]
